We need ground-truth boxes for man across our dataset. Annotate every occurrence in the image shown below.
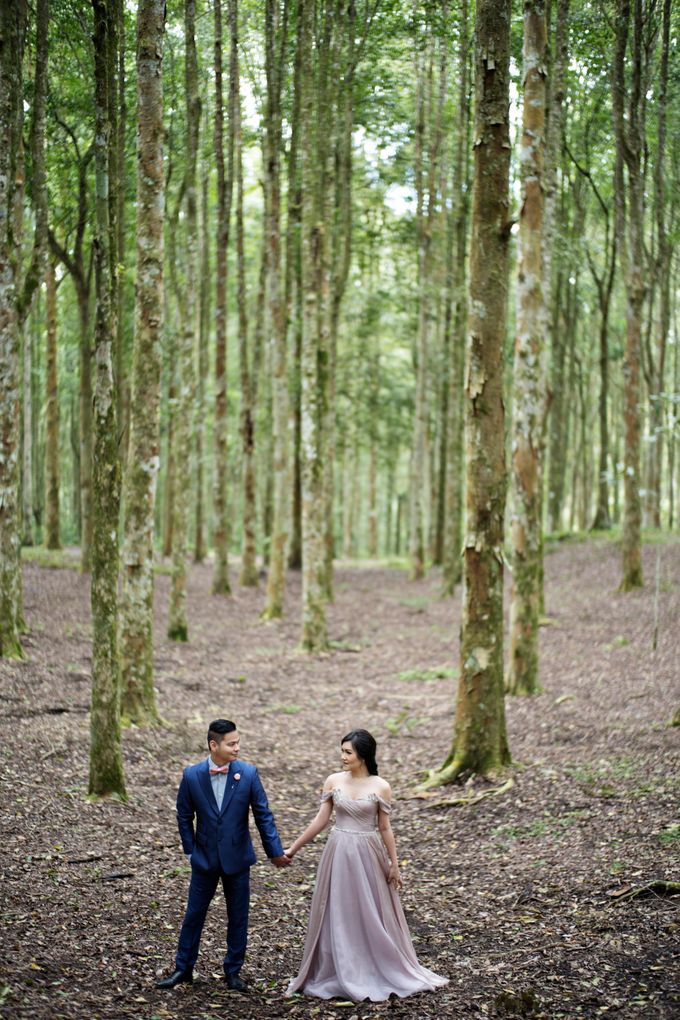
[157,719,290,992]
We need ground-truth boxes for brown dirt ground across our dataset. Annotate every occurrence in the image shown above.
[1,536,679,1020]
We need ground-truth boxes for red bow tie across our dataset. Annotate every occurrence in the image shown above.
[210,765,229,775]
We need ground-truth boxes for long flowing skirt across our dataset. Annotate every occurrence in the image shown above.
[286,828,448,1002]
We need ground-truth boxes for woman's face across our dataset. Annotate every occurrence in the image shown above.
[341,740,363,771]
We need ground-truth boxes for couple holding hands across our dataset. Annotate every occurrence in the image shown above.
[156,719,448,1003]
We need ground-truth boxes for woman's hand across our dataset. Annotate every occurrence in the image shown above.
[284,846,296,859]
[387,862,403,891]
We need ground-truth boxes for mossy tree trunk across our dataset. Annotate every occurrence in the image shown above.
[506,0,547,697]
[644,0,671,529]
[194,167,209,564]
[262,0,291,619]
[442,0,470,597]
[49,137,94,569]
[233,0,258,589]
[212,0,234,595]
[88,0,125,798]
[119,0,165,727]
[612,0,644,591]
[167,0,200,640]
[44,257,61,550]
[0,0,27,659]
[299,0,328,651]
[421,0,512,788]
[543,0,569,537]
[408,15,428,582]
[285,26,303,574]
[321,0,357,601]
[17,0,50,549]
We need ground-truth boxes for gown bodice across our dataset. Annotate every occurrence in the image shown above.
[321,788,391,833]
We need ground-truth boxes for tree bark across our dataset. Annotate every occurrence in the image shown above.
[89,0,125,798]
[212,0,234,595]
[299,0,329,651]
[0,0,27,658]
[285,15,303,573]
[119,0,165,727]
[233,0,258,589]
[262,0,291,619]
[442,0,470,596]
[194,166,209,564]
[167,0,200,639]
[422,0,512,787]
[612,0,644,590]
[506,0,547,697]
[644,0,671,529]
[44,258,61,549]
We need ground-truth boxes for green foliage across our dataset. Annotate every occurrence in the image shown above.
[21,546,80,570]
[385,710,428,735]
[397,664,457,682]
[657,824,680,846]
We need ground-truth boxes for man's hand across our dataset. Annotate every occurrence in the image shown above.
[270,854,292,868]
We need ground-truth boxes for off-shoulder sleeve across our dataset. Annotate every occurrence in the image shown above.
[377,796,392,814]
[320,789,335,803]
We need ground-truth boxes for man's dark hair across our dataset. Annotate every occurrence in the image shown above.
[208,719,237,748]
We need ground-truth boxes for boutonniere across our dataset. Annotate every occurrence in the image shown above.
[233,773,241,781]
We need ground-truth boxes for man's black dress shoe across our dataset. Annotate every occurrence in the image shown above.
[156,969,194,989]
[225,972,248,992]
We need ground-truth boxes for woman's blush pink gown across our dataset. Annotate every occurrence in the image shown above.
[286,789,449,1002]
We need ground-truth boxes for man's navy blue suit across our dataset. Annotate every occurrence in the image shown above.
[174,757,284,977]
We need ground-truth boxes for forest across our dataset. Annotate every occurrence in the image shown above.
[0,0,678,1017]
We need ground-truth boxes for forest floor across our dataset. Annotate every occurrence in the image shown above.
[1,535,679,1020]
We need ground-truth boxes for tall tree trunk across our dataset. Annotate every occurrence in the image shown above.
[422,0,512,788]
[590,226,616,530]
[115,0,129,465]
[506,0,547,697]
[262,0,291,619]
[119,0,165,726]
[442,0,470,596]
[30,304,43,533]
[408,17,429,581]
[0,0,27,658]
[212,0,234,595]
[612,0,644,590]
[162,317,176,559]
[645,0,671,529]
[299,0,328,651]
[167,0,200,639]
[79,286,94,569]
[70,390,81,535]
[50,140,94,569]
[21,313,34,545]
[321,0,357,600]
[233,0,258,588]
[44,257,60,549]
[194,166,209,563]
[18,0,50,547]
[89,0,125,798]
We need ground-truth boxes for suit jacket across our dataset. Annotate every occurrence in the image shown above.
[176,758,284,875]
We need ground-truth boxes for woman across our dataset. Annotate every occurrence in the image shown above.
[285,729,448,1002]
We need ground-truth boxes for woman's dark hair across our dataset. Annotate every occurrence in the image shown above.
[341,729,379,775]
[208,719,237,748]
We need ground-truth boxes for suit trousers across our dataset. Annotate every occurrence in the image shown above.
[175,865,250,975]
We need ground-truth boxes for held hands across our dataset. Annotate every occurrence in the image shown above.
[270,854,292,869]
[283,847,295,860]
[387,862,403,891]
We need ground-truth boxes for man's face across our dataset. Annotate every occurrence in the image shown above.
[210,730,240,766]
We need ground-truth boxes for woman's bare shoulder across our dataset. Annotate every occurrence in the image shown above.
[322,771,344,791]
